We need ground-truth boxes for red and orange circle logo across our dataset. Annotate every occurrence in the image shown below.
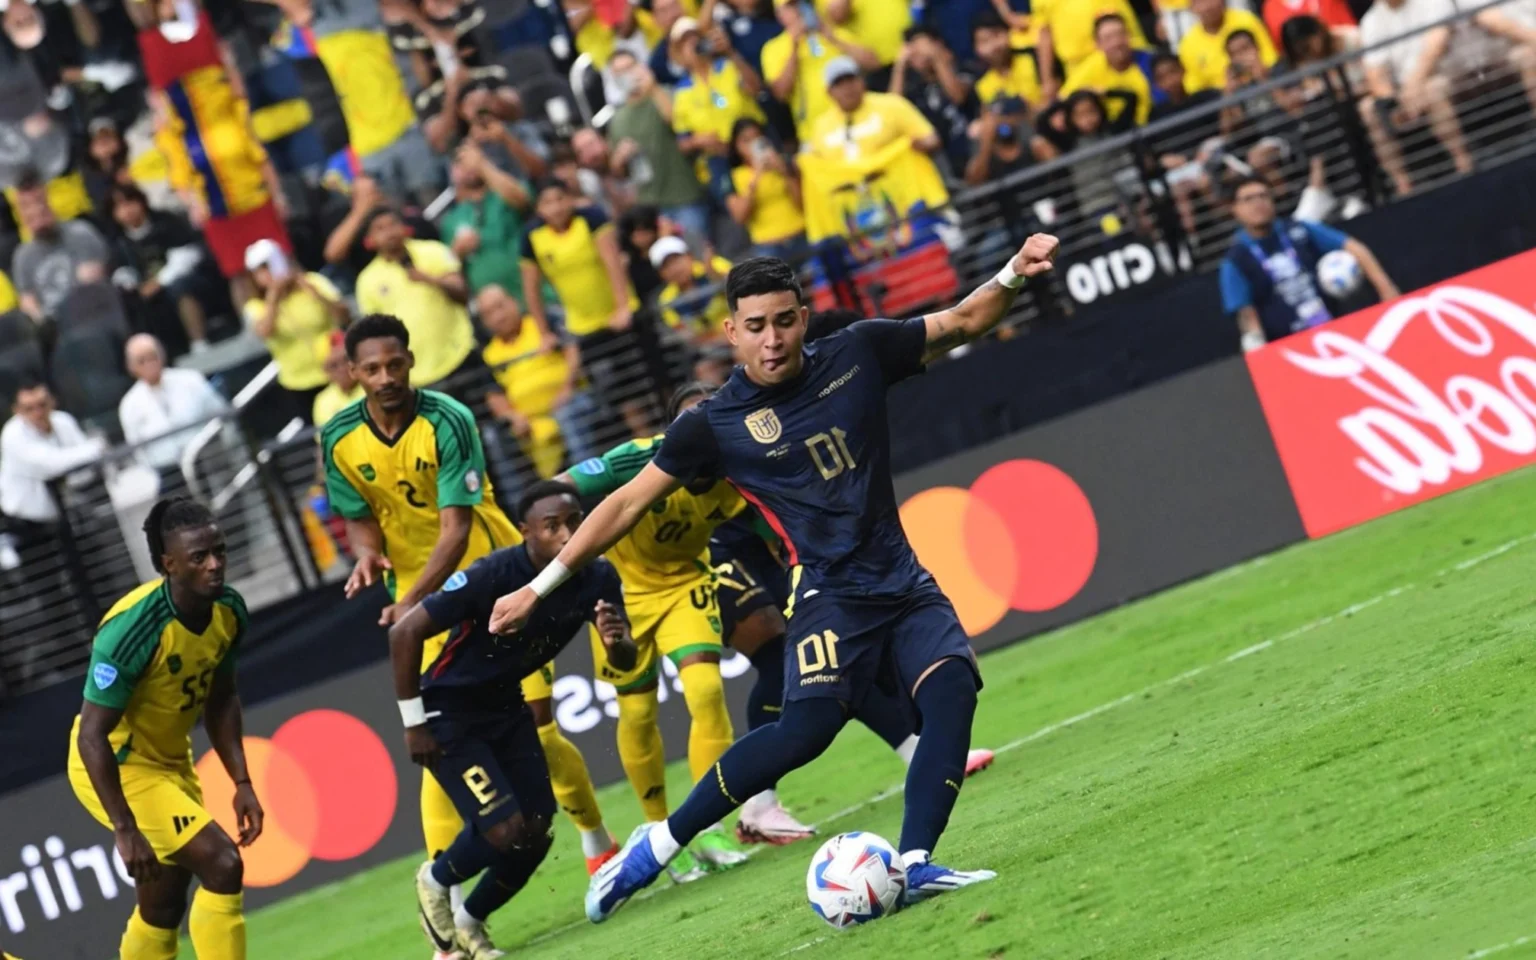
[900,459,1099,636]
[195,709,398,887]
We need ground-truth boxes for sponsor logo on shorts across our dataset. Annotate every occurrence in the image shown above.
[172,815,197,835]
[443,571,468,592]
[798,674,841,686]
[91,664,117,690]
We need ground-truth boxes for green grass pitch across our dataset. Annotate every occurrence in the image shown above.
[196,467,1536,959]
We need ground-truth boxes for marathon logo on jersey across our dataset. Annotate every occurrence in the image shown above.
[744,408,782,444]
[817,365,861,399]
[91,664,117,690]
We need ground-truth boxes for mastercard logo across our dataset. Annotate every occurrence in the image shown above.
[195,709,398,887]
[900,459,1099,636]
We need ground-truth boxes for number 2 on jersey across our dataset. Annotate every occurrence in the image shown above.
[796,629,841,674]
[806,428,856,480]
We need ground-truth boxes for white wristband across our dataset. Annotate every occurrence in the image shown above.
[1240,330,1267,353]
[529,559,572,599]
[994,262,1026,290]
[398,697,427,727]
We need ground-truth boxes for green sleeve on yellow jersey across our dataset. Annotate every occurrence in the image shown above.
[421,391,487,510]
[320,406,372,520]
[567,437,661,497]
[83,591,173,710]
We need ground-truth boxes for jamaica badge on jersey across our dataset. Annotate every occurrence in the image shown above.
[360,464,377,481]
[745,408,782,444]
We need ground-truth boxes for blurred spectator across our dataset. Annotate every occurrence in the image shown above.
[1034,91,1138,224]
[1219,29,1307,182]
[571,127,638,211]
[439,140,535,298]
[320,176,440,278]
[10,180,110,322]
[119,333,230,476]
[646,0,691,86]
[135,0,291,304]
[243,240,349,423]
[312,332,364,428]
[1148,51,1225,128]
[889,25,977,174]
[701,0,784,75]
[1180,0,1279,92]
[964,96,1039,184]
[383,0,511,143]
[812,0,912,80]
[564,0,651,66]
[0,379,105,526]
[1146,52,1225,235]
[605,51,711,244]
[107,183,218,356]
[972,11,1043,111]
[1220,176,1396,350]
[83,118,136,220]
[726,118,808,258]
[477,284,598,477]
[0,271,16,313]
[617,204,667,301]
[1062,14,1160,126]
[651,236,732,344]
[355,208,479,389]
[1355,0,1536,196]
[1263,0,1358,49]
[454,87,550,182]
[761,0,878,144]
[670,16,767,201]
[549,142,607,207]
[1034,0,1148,101]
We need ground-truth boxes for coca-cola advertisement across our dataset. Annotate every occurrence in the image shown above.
[1246,248,1536,538]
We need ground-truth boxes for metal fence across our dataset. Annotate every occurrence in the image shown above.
[5,0,1535,696]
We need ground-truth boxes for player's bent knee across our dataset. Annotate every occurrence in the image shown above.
[199,844,244,894]
[483,815,528,853]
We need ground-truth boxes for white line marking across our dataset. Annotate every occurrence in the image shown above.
[1443,532,1536,574]
[1466,935,1533,958]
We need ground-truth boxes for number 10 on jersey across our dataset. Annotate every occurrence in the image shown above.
[806,428,856,480]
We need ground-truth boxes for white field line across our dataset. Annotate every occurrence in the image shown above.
[530,534,1535,955]
[1466,935,1534,959]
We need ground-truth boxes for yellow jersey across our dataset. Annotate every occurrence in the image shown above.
[1035,0,1148,69]
[1060,49,1157,124]
[71,580,247,771]
[312,381,364,428]
[1178,8,1278,92]
[730,165,806,244]
[672,58,766,147]
[567,436,747,595]
[806,90,937,161]
[0,269,16,313]
[308,29,416,158]
[520,206,638,337]
[483,320,572,478]
[759,27,861,143]
[321,389,519,598]
[975,53,1044,109]
[244,272,340,391]
[356,239,477,386]
[659,255,732,336]
[4,171,95,243]
[812,0,910,64]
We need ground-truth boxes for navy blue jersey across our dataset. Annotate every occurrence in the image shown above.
[420,544,624,701]
[654,318,931,601]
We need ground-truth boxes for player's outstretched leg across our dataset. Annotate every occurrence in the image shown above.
[586,699,846,922]
[857,685,997,779]
[896,658,996,904]
[457,814,553,960]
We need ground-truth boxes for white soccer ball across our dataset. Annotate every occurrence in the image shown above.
[1316,249,1362,298]
[805,831,907,929]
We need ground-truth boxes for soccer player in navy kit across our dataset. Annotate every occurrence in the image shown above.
[388,481,638,958]
[489,234,1060,922]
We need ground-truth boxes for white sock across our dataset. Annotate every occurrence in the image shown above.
[745,788,778,811]
[901,849,929,869]
[421,863,448,893]
[579,825,613,858]
[894,735,920,766]
[453,904,480,930]
[648,820,682,863]
[449,884,464,912]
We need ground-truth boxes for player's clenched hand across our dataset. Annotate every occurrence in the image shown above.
[114,825,159,882]
[345,554,392,598]
[489,585,538,635]
[378,603,408,627]
[595,600,638,671]
[1011,233,1060,279]
[233,782,264,847]
[405,725,442,769]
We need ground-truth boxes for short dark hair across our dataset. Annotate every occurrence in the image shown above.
[1151,50,1182,72]
[534,177,571,198]
[1232,174,1272,197]
[1093,12,1126,36]
[14,169,43,194]
[667,381,716,421]
[144,497,217,574]
[107,182,150,210]
[516,480,580,523]
[904,24,943,43]
[9,375,48,407]
[345,314,411,360]
[971,8,1007,36]
[1225,28,1257,51]
[724,257,804,312]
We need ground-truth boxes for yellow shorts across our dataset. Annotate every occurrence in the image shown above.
[593,576,723,693]
[68,761,211,863]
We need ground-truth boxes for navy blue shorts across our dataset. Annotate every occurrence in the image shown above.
[781,585,981,708]
[426,703,556,833]
[712,534,790,643]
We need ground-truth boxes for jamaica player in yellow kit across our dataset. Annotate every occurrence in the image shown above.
[322,317,617,934]
[559,436,753,877]
[68,498,259,960]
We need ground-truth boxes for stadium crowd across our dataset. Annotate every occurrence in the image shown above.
[0,0,1533,615]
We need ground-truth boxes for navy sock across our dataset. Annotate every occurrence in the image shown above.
[746,635,787,732]
[897,659,978,856]
[432,826,500,888]
[668,697,845,844]
[463,843,549,921]
[855,684,917,750]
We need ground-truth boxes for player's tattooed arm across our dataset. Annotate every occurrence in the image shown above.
[921,233,1059,362]
[76,703,159,882]
[204,670,264,847]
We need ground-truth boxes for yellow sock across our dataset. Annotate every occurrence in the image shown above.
[420,770,463,858]
[679,661,734,784]
[188,888,244,960]
[120,907,178,960]
[616,691,669,821]
[537,721,604,832]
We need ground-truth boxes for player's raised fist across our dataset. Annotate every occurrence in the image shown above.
[1011,233,1060,278]
[489,584,538,635]
[595,600,639,671]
